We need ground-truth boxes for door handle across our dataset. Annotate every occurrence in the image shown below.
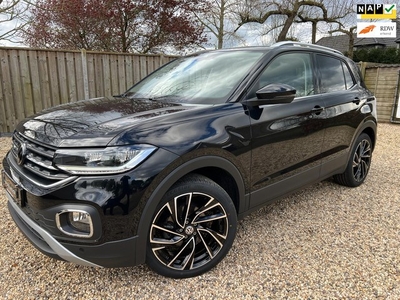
[352,97,361,105]
[311,106,324,114]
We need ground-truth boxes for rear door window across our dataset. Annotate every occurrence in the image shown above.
[316,55,353,93]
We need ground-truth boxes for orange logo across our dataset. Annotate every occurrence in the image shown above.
[359,25,376,34]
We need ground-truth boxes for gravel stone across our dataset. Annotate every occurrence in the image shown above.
[0,123,399,299]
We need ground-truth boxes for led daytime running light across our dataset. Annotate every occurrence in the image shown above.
[54,145,156,175]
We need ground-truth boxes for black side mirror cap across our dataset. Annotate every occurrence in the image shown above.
[246,83,296,106]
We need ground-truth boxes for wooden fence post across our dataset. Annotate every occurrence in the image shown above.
[160,54,165,66]
[81,49,90,99]
[359,61,367,79]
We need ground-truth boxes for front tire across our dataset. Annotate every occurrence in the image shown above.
[146,174,237,278]
[334,133,372,187]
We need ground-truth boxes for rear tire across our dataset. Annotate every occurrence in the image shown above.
[334,133,372,187]
[146,174,237,278]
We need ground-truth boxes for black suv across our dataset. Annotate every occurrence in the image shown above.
[2,42,377,278]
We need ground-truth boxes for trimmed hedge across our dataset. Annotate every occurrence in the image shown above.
[351,47,400,64]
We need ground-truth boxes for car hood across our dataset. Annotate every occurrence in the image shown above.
[16,97,194,147]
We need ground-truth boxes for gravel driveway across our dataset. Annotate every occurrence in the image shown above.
[0,123,399,299]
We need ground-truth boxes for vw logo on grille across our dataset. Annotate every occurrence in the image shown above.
[16,142,27,166]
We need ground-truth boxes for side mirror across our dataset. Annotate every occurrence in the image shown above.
[246,83,296,107]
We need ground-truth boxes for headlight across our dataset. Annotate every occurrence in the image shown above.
[53,145,157,175]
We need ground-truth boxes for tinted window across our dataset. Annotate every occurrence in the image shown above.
[343,63,354,89]
[317,55,347,93]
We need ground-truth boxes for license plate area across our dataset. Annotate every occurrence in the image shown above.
[1,170,26,207]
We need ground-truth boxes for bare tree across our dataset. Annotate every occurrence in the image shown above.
[235,0,354,43]
[194,0,247,49]
[249,14,300,45]
[0,0,30,44]
[296,0,355,44]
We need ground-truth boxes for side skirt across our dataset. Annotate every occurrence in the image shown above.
[238,151,348,220]
[248,165,320,210]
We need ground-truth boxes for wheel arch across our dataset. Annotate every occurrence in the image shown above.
[135,155,246,265]
[343,119,377,165]
[350,119,377,154]
[361,124,376,151]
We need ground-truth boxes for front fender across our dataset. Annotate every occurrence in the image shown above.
[134,154,247,265]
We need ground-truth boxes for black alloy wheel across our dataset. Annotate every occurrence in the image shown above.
[147,174,237,278]
[334,133,372,187]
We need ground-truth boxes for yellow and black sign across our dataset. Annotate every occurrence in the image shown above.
[357,4,397,19]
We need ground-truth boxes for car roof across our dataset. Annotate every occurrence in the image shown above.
[191,42,346,59]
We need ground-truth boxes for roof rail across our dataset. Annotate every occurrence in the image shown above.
[271,41,343,55]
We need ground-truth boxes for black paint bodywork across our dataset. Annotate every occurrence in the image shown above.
[2,44,377,268]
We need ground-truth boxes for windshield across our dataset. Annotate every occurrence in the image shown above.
[125,50,265,104]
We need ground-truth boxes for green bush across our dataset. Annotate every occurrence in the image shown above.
[352,47,400,64]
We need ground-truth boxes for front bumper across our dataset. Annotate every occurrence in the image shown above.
[7,194,141,267]
[2,134,180,268]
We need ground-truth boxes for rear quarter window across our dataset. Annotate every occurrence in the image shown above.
[343,63,355,89]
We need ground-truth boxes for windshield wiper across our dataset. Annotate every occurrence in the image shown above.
[120,92,182,102]
[148,95,182,101]
[113,93,125,98]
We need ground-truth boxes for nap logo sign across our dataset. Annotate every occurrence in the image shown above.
[357,22,397,38]
[357,4,397,19]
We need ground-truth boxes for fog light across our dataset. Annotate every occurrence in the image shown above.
[56,210,94,238]
[69,212,91,232]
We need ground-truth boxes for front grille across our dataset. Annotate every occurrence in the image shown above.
[11,132,69,182]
